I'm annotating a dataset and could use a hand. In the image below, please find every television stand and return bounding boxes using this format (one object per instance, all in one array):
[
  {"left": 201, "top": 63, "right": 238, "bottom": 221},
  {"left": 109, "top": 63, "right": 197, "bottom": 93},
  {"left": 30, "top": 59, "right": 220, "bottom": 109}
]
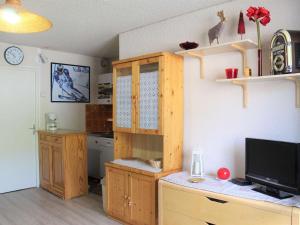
[
  {"left": 253, "top": 185, "right": 293, "bottom": 199},
  {"left": 160, "top": 179, "right": 300, "bottom": 225}
]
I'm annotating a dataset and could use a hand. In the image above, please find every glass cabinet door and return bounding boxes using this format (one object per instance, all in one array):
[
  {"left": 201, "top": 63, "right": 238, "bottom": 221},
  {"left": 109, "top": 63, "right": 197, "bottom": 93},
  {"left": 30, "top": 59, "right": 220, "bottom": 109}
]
[
  {"left": 113, "top": 63, "right": 134, "bottom": 132},
  {"left": 136, "top": 57, "right": 161, "bottom": 134}
]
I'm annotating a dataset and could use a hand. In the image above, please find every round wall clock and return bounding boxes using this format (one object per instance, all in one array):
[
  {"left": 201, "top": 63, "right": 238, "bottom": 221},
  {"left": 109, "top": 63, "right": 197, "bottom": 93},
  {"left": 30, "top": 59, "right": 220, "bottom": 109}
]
[{"left": 4, "top": 46, "right": 24, "bottom": 65}]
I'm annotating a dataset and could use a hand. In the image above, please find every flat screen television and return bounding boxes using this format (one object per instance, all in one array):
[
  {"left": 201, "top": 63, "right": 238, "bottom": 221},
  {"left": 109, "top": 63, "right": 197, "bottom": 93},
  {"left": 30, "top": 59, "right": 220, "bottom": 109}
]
[{"left": 245, "top": 138, "right": 300, "bottom": 199}]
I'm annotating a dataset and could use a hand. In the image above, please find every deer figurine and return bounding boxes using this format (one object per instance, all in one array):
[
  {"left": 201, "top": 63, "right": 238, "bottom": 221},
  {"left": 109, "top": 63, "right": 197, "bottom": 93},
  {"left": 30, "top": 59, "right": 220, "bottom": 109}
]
[{"left": 208, "top": 11, "right": 226, "bottom": 45}]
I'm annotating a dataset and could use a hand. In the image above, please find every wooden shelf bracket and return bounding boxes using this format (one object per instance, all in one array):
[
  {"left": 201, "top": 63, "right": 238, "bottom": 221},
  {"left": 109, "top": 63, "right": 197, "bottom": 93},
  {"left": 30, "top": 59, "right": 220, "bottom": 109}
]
[
  {"left": 231, "top": 44, "right": 248, "bottom": 73},
  {"left": 186, "top": 52, "right": 205, "bottom": 79},
  {"left": 286, "top": 77, "right": 300, "bottom": 108},
  {"left": 232, "top": 80, "right": 248, "bottom": 108}
]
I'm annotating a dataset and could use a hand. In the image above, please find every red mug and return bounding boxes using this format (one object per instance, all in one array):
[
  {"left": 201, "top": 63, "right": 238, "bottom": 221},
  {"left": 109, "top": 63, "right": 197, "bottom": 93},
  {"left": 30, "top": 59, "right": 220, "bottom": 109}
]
[
  {"left": 233, "top": 68, "right": 238, "bottom": 78},
  {"left": 225, "top": 68, "right": 233, "bottom": 79},
  {"left": 225, "top": 68, "right": 238, "bottom": 79}
]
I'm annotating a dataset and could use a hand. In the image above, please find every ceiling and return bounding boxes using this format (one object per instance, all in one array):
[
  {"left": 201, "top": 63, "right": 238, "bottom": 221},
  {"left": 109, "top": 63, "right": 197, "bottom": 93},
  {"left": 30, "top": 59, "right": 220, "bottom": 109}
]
[{"left": 0, "top": 0, "right": 234, "bottom": 58}]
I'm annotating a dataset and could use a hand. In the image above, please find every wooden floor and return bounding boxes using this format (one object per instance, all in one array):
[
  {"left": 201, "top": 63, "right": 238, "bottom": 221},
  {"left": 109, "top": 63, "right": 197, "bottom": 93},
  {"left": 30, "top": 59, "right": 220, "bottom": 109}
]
[{"left": 0, "top": 188, "right": 121, "bottom": 225}]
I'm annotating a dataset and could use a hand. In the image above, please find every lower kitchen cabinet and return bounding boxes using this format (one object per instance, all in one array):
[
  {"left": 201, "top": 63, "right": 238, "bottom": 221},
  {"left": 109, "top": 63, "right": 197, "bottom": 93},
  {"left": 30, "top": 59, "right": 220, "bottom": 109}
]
[
  {"left": 38, "top": 130, "right": 88, "bottom": 200},
  {"left": 51, "top": 145, "right": 65, "bottom": 195},
  {"left": 106, "top": 163, "right": 161, "bottom": 225},
  {"left": 106, "top": 167, "right": 128, "bottom": 221},
  {"left": 40, "top": 143, "right": 52, "bottom": 190},
  {"left": 129, "top": 173, "right": 155, "bottom": 225}
]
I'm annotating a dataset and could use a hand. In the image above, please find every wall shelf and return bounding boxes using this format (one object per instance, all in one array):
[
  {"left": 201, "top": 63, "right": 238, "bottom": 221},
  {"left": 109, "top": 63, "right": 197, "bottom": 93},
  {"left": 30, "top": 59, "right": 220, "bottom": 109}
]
[
  {"left": 176, "top": 39, "right": 257, "bottom": 79},
  {"left": 216, "top": 73, "right": 300, "bottom": 108}
]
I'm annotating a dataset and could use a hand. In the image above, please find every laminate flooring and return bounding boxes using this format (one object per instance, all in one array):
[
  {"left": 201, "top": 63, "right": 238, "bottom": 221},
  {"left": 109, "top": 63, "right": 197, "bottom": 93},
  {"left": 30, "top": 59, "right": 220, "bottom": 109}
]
[{"left": 0, "top": 188, "right": 121, "bottom": 225}]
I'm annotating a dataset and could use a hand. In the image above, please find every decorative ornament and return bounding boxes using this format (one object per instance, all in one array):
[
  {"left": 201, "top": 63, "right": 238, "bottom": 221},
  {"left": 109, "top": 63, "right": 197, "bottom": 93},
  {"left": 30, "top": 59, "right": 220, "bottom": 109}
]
[
  {"left": 238, "top": 11, "right": 246, "bottom": 40},
  {"left": 179, "top": 41, "right": 199, "bottom": 50},
  {"left": 208, "top": 10, "right": 226, "bottom": 45},
  {"left": 191, "top": 149, "right": 204, "bottom": 177},
  {"left": 217, "top": 167, "right": 231, "bottom": 180},
  {"left": 246, "top": 6, "right": 271, "bottom": 76}
]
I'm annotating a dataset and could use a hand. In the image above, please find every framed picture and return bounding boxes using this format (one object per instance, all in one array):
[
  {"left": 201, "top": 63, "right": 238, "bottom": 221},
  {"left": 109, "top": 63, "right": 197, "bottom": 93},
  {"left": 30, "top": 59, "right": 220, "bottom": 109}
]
[{"left": 51, "top": 62, "right": 90, "bottom": 103}]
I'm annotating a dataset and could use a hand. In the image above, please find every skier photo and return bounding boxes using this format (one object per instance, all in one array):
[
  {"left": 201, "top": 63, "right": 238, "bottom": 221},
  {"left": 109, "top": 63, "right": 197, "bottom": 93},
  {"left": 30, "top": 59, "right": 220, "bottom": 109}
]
[{"left": 51, "top": 63, "right": 90, "bottom": 102}]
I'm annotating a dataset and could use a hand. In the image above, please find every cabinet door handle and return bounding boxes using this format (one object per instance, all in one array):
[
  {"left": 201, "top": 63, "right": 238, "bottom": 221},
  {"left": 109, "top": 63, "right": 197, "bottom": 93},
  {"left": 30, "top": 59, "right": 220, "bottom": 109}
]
[
  {"left": 206, "top": 222, "right": 215, "bottom": 225},
  {"left": 206, "top": 197, "right": 227, "bottom": 204}
]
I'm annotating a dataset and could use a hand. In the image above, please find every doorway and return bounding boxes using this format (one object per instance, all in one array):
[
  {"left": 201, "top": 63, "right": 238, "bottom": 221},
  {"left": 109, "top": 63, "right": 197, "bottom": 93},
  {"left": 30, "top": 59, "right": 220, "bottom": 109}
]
[{"left": 0, "top": 67, "right": 37, "bottom": 193}]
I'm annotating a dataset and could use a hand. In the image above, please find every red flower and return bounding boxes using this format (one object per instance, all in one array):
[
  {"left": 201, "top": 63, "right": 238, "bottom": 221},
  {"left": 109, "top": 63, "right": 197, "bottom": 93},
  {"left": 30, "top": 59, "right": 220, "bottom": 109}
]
[
  {"left": 246, "top": 6, "right": 271, "bottom": 25},
  {"left": 260, "top": 15, "right": 271, "bottom": 26},
  {"left": 246, "top": 6, "right": 257, "bottom": 20},
  {"left": 258, "top": 7, "right": 270, "bottom": 18},
  {"left": 246, "top": 6, "right": 271, "bottom": 49}
]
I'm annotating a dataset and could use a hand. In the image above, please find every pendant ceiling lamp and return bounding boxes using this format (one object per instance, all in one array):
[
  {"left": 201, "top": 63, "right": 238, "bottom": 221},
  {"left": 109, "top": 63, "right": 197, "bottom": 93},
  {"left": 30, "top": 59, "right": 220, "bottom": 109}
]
[{"left": 0, "top": 0, "right": 52, "bottom": 33}]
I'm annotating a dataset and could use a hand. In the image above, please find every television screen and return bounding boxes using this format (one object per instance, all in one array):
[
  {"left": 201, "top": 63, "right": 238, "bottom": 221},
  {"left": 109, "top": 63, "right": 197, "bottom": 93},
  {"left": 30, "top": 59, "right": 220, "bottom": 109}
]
[{"left": 246, "top": 138, "right": 299, "bottom": 193}]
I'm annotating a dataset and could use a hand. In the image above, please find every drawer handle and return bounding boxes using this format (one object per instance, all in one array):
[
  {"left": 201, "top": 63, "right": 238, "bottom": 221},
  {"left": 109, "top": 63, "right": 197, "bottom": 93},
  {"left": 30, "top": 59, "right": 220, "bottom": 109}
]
[
  {"left": 206, "top": 222, "right": 215, "bottom": 225},
  {"left": 206, "top": 197, "right": 227, "bottom": 204}
]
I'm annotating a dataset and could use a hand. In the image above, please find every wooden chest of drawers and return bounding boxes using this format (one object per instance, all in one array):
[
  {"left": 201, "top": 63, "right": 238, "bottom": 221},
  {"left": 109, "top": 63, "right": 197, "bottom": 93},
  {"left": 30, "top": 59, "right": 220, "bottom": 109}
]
[
  {"left": 38, "top": 130, "right": 88, "bottom": 200},
  {"left": 159, "top": 180, "right": 300, "bottom": 225}
]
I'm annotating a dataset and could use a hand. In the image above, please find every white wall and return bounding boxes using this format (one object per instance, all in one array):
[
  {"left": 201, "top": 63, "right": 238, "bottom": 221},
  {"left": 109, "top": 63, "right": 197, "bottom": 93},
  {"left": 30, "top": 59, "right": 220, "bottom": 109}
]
[
  {"left": 119, "top": 0, "right": 300, "bottom": 177},
  {"left": 0, "top": 42, "right": 103, "bottom": 131}
]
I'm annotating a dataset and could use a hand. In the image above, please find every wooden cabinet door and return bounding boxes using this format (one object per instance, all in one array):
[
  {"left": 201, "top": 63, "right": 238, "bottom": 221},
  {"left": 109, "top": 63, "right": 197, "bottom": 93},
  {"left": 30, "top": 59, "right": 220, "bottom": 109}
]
[
  {"left": 128, "top": 173, "right": 156, "bottom": 225},
  {"left": 106, "top": 167, "right": 129, "bottom": 222},
  {"left": 136, "top": 57, "right": 162, "bottom": 135},
  {"left": 113, "top": 62, "right": 136, "bottom": 133},
  {"left": 51, "top": 146, "right": 64, "bottom": 193},
  {"left": 39, "top": 143, "right": 51, "bottom": 190}
]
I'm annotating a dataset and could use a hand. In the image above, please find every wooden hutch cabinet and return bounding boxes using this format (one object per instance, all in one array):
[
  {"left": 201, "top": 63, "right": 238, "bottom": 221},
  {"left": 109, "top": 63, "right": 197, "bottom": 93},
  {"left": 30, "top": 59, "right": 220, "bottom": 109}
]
[
  {"left": 106, "top": 52, "right": 183, "bottom": 225},
  {"left": 38, "top": 130, "right": 88, "bottom": 200}
]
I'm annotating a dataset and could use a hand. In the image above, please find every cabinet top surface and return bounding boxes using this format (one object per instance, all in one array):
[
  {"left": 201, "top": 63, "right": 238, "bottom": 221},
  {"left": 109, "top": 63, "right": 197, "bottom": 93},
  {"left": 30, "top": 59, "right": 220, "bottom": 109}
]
[
  {"left": 161, "top": 172, "right": 300, "bottom": 209},
  {"left": 38, "top": 129, "right": 87, "bottom": 136},
  {"left": 112, "top": 51, "right": 180, "bottom": 65},
  {"left": 106, "top": 161, "right": 158, "bottom": 177},
  {"left": 106, "top": 161, "right": 177, "bottom": 178}
]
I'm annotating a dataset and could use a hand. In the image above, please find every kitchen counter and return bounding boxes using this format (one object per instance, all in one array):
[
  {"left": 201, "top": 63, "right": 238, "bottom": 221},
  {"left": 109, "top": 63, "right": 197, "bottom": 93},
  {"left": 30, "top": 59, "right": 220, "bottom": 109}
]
[{"left": 38, "top": 129, "right": 87, "bottom": 136}]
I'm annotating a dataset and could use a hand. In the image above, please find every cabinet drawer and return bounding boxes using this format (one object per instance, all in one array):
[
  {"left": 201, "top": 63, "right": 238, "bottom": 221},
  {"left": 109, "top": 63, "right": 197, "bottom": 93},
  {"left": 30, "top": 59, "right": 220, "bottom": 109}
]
[
  {"left": 162, "top": 186, "right": 292, "bottom": 225},
  {"left": 163, "top": 209, "right": 208, "bottom": 225},
  {"left": 88, "top": 136, "right": 113, "bottom": 149},
  {"left": 40, "top": 134, "right": 63, "bottom": 145}
]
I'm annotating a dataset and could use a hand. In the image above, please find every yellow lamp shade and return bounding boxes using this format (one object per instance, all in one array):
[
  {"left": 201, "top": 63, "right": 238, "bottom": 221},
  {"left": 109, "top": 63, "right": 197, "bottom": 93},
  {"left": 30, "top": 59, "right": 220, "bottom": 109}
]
[{"left": 0, "top": 0, "right": 52, "bottom": 33}]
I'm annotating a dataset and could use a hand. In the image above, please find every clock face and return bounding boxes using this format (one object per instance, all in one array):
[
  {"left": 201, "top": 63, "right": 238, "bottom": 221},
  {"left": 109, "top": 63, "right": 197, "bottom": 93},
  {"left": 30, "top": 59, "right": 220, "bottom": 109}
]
[{"left": 4, "top": 46, "right": 24, "bottom": 65}]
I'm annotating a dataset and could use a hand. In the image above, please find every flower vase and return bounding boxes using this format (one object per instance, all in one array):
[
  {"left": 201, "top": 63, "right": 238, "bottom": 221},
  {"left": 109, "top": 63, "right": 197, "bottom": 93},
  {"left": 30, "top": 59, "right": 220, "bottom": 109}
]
[{"left": 258, "top": 48, "right": 262, "bottom": 76}]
